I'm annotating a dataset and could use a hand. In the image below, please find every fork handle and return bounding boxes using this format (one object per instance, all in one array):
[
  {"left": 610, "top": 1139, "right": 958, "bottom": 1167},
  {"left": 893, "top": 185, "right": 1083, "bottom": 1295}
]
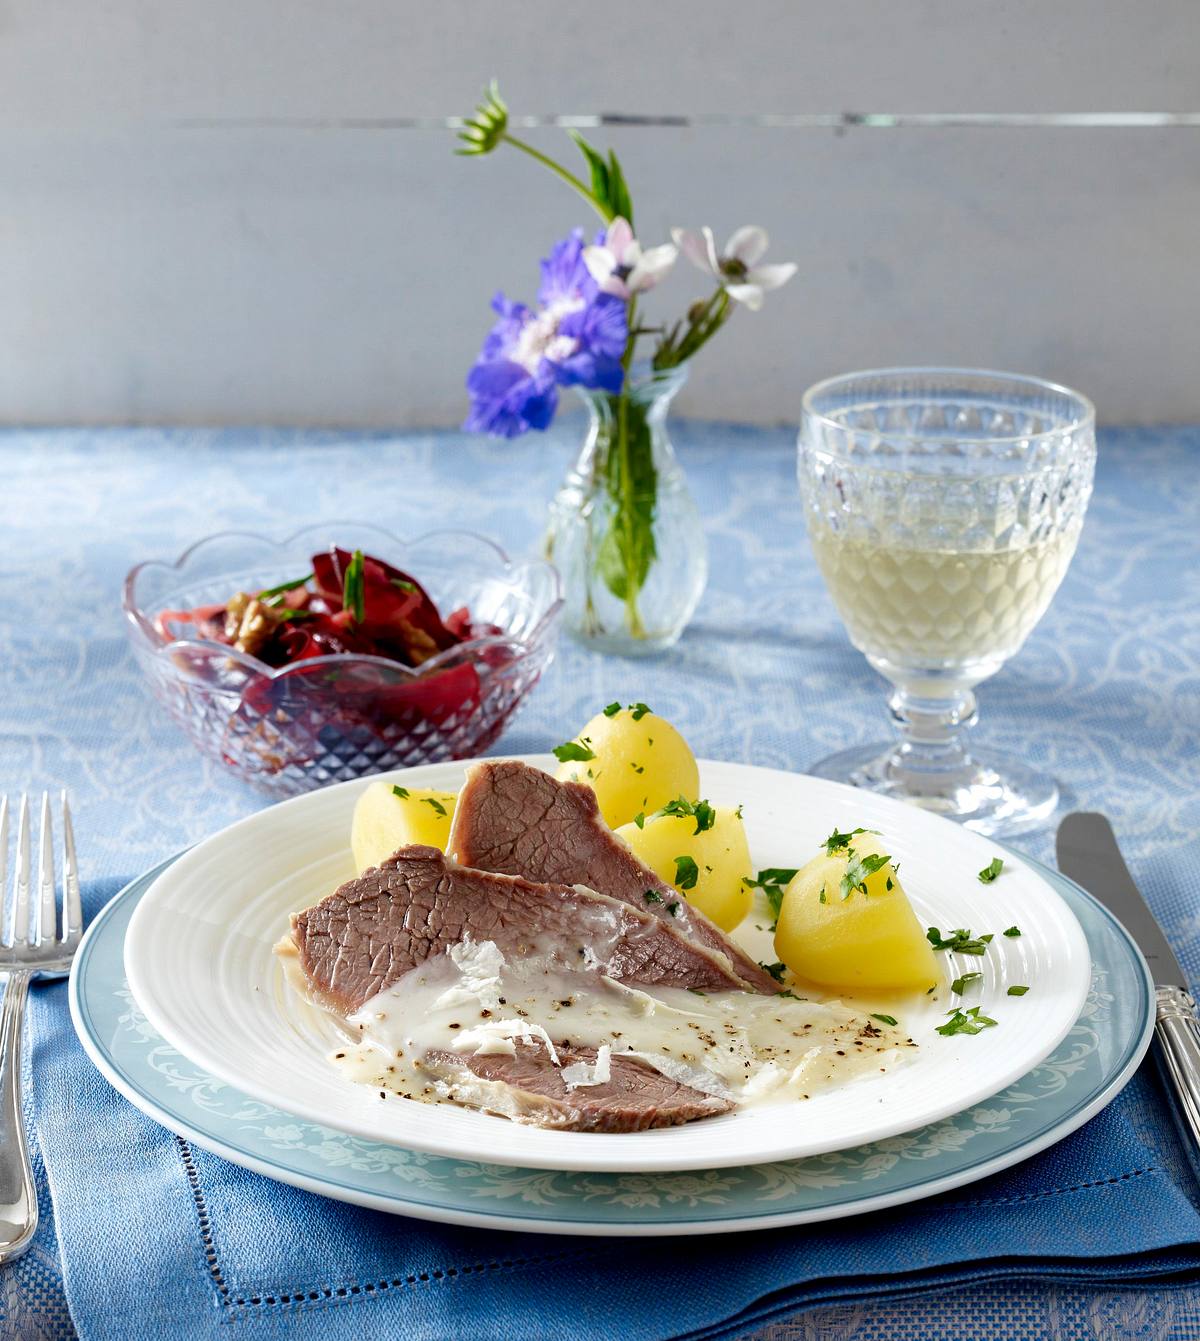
[{"left": 0, "top": 972, "right": 36, "bottom": 1262}]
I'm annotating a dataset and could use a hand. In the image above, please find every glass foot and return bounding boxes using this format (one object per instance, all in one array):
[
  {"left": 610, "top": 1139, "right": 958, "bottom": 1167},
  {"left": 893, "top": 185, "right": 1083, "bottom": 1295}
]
[{"left": 807, "top": 741, "right": 1060, "bottom": 837}]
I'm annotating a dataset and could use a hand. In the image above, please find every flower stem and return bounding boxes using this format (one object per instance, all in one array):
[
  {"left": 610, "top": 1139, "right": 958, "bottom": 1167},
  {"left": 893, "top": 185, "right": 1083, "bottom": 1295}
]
[
  {"left": 616, "top": 388, "right": 644, "bottom": 638},
  {"left": 654, "top": 287, "right": 731, "bottom": 369},
  {"left": 500, "top": 134, "right": 611, "bottom": 221}
]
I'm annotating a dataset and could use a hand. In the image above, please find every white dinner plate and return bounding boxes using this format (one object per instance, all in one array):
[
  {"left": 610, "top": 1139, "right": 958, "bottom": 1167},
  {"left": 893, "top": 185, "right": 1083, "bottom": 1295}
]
[{"left": 123, "top": 756, "right": 1091, "bottom": 1174}]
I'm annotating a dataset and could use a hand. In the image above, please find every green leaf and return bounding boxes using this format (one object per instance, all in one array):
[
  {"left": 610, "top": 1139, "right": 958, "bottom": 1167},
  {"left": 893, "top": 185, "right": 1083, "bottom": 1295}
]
[
  {"left": 673, "top": 855, "right": 699, "bottom": 890},
  {"left": 642, "top": 889, "right": 663, "bottom": 904},
  {"left": 1007, "top": 984, "right": 1030, "bottom": 996},
  {"left": 742, "top": 868, "right": 799, "bottom": 929},
  {"left": 926, "top": 926, "right": 994, "bottom": 955},
  {"left": 935, "top": 1006, "right": 998, "bottom": 1037},
  {"left": 759, "top": 960, "right": 787, "bottom": 984},
  {"left": 978, "top": 856, "right": 1004, "bottom": 884},
  {"left": 391, "top": 786, "right": 410, "bottom": 799},
  {"left": 258, "top": 573, "right": 313, "bottom": 601},
  {"left": 552, "top": 740, "right": 596, "bottom": 763},
  {"left": 823, "top": 826, "right": 876, "bottom": 855},
  {"left": 633, "top": 812, "right": 646, "bottom": 829},
  {"left": 629, "top": 702, "right": 652, "bottom": 721},
  {"left": 603, "top": 701, "right": 623, "bottom": 717},
  {"left": 1003, "top": 926, "right": 1022, "bottom": 938},
  {"left": 606, "top": 149, "right": 634, "bottom": 226},
  {"left": 423, "top": 797, "right": 448, "bottom": 818},
  {"left": 870, "top": 1013, "right": 899, "bottom": 1027},
  {"left": 567, "top": 131, "right": 615, "bottom": 221},
  {"left": 950, "top": 971, "right": 983, "bottom": 994},
  {"left": 342, "top": 548, "right": 365, "bottom": 623},
  {"left": 657, "top": 796, "right": 717, "bottom": 835},
  {"left": 839, "top": 850, "right": 892, "bottom": 900},
  {"left": 596, "top": 399, "right": 658, "bottom": 604}
]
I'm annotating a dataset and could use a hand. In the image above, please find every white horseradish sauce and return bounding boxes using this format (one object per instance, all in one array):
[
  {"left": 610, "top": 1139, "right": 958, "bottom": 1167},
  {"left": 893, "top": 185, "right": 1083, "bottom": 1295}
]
[{"left": 326, "top": 938, "right": 913, "bottom": 1112}]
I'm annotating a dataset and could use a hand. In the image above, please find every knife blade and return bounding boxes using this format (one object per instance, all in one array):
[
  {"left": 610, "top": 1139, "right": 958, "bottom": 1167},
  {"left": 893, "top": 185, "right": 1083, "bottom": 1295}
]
[{"left": 1057, "top": 810, "right": 1200, "bottom": 1158}]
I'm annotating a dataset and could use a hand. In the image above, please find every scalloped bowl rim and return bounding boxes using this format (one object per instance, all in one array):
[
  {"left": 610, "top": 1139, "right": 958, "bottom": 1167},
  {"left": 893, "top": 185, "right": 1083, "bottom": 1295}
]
[{"left": 122, "top": 523, "right": 564, "bottom": 684}]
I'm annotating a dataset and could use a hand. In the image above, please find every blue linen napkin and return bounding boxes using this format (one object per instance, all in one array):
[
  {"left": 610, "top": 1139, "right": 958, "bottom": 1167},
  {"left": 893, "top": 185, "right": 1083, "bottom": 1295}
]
[{"left": 29, "top": 880, "right": 1200, "bottom": 1341}]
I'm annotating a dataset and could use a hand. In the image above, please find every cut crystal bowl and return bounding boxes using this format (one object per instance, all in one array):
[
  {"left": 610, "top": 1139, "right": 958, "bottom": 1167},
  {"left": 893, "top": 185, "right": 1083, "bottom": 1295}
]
[{"left": 123, "top": 524, "right": 562, "bottom": 798}]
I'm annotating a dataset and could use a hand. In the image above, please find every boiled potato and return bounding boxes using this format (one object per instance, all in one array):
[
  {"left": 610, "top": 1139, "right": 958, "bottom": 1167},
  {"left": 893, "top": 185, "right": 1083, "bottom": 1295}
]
[
  {"left": 616, "top": 803, "right": 752, "bottom": 932},
  {"left": 774, "top": 832, "right": 938, "bottom": 992},
  {"left": 350, "top": 779, "right": 457, "bottom": 873},
  {"left": 554, "top": 704, "right": 699, "bottom": 830}
]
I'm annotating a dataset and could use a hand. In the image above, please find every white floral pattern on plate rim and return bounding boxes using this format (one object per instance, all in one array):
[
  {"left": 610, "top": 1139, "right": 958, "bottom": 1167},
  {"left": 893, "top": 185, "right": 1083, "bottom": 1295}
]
[{"left": 69, "top": 850, "right": 1154, "bottom": 1237}]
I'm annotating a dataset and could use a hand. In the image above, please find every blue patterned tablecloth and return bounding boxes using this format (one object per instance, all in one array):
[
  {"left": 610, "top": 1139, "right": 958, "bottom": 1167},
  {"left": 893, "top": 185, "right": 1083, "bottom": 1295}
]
[{"left": 3, "top": 422, "right": 1199, "bottom": 1339}]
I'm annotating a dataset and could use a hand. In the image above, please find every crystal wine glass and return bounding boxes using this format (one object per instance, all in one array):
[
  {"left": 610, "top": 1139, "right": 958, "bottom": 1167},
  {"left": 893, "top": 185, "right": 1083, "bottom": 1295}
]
[{"left": 798, "top": 368, "right": 1096, "bottom": 835}]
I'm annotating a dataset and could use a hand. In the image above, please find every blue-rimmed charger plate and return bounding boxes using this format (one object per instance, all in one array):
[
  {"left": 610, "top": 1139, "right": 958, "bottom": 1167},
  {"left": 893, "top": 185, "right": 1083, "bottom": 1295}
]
[{"left": 68, "top": 849, "right": 1154, "bottom": 1236}]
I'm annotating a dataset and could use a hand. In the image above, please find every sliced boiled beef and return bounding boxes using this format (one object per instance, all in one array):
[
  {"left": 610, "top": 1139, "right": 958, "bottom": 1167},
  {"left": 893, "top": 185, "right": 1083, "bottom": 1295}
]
[
  {"left": 449, "top": 759, "right": 779, "bottom": 994},
  {"left": 289, "top": 844, "right": 754, "bottom": 1016},
  {"left": 415, "top": 1043, "right": 733, "bottom": 1132}
]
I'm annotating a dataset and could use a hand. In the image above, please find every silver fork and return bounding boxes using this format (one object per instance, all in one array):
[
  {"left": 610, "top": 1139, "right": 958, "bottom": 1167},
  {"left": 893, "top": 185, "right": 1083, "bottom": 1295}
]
[{"left": 0, "top": 793, "right": 82, "bottom": 1262}]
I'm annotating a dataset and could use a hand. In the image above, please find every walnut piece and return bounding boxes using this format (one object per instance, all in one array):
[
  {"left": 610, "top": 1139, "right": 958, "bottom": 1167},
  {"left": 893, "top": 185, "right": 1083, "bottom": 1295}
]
[{"left": 223, "top": 592, "right": 279, "bottom": 657}]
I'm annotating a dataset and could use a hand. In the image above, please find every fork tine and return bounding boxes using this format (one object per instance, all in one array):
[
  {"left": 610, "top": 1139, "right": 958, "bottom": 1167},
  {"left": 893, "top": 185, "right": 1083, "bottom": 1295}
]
[
  {"left": 0, "top": 796, "right": 8, "bottom": 946},
  {"left": 14, "top": 795, "right": 30, "bottom": 947},
  {"left": 36, "top": 792, "right": 55, "bottom": 945},
  {"left": 61, "top": 793, "right": 81, "bottom": 944}
]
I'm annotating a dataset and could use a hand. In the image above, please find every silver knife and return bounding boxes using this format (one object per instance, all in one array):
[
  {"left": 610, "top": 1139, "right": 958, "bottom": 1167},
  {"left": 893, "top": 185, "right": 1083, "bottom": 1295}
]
[{"left": 1057, "top": 811, "right": 1200, "bottom": 1153}]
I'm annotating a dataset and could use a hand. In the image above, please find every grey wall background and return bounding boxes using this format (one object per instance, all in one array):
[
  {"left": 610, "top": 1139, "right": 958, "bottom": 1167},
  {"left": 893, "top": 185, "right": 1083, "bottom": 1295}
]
[{"left": 1, "top": 1, "right": 1198, "bottom": 427}]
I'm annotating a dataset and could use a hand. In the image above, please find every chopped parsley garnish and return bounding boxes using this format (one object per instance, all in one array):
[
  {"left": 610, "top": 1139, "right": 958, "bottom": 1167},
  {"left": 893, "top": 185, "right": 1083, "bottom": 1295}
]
[
  {"left": 423, "top": 797, "right": 448, "bottom": 817},
  {"left": 602, "top": 701, "right": 622, "bottom": 717},
  {"left": 391, "top": 786, "right": 410, "bottom": 799},
  {"left": 870, "top": 1013, "right": 899, "bottom": 1027},
  {"left": 824, "top": 826, "right": 877, "bottom": 855},
  {"left": 978, "top": 856, "right": 1005, "bottom": 884},
  {"left": 1007, "top": 985, "right": 1029, "bottom": 996},
  {"left": 666, "top": 901, "right": 680, "bottom": 917},
  {"left": 270, "top": 606, "right": 313, "bottom": 621},
  {"left": 342, "top": 548, "right": 366, "bottom": 624},
  {"left": 633, "top": 812, "right": 646, "bottom": 829},
  {"left": 629, "top": 702, "right": 652, "bottom": 720},
  {"left": 658, "top": 796, "right": 717, "bottom": 834},
  {"left": 742, "top": 868, "right": 799, "bottom": 927},
  {"left": 735, "top": 803, "right": 744, "bottom": 819},
  {"left": 1003, "top": 925, "right": 1021, "bottom": 938},
  {"left": 950, "top": 971, "right": 982, "bottom": 994},
  {"left": 552, "top": 740, "right": 596, "bottom": 763},
  {"left": 673, "top": 855, "right": 699, "bottom": 890},
  {"left": 840, "top": 850, "right": 892, "bottom": 900},
  {"left": 630, "top": 763, "right": 644, "bottom": 774},
  {"left": 926, "top": 926, "right": 994, "bottom": 955},
  {"left": 760, "top": 961, "right": 787, "bottom": 984},
  {"left": 390, "top": 577, "right": 416, "bottom": 593},
  {"left": 258, "top": 573, "right": 313, "bottom": 601},
  {"left": 642, "top": 890, "right": 663, "bottom": 904},
  {"left": 936, "top": 1006, "right": 998, "bottom": 1037},
  {"left": 687, "top": 988, "right": 707, "bottom": 997},
  {"left": 779, "top": 989, "right": 803, "bottom": 1001}
]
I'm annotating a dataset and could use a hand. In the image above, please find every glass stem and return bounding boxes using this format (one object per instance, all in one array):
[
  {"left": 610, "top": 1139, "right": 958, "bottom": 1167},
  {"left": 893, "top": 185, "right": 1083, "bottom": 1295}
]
[{"left": 887, "top": 683, "right": 978, "bottom": 772}]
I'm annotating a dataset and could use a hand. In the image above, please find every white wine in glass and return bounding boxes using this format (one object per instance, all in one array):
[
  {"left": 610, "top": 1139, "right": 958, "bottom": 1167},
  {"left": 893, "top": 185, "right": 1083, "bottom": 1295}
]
[{"left": 798, "top": 368, "right": 1096, "bottom": 835}]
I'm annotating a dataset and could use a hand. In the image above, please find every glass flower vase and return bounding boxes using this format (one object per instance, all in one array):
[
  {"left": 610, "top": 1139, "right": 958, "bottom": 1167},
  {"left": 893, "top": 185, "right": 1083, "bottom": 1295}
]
[{"left": 545, "top": 365, "right": 707, "bottom": 655}]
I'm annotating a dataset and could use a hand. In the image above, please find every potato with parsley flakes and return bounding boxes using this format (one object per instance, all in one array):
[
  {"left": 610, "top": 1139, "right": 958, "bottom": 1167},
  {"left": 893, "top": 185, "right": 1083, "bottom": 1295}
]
[
  {"left": 350, "top": 779, "right": 457, "bottom": 873},
  {"left": 615, "top": 799, "right": 752, "bottom": 932},
  {"left": 774, "top": 829, "right": 939, "bottom": 992},
  {"left": 553, "top": 702, "right": 700, "bottom": 830}
]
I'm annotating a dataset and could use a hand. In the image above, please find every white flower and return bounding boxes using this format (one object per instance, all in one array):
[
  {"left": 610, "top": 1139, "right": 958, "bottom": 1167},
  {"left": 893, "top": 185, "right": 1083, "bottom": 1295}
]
[
  {"left": 671, "top": 225, "right": 797, "bottom": 310},
  {"left": 583, "top": 217, "right": 678, "bottom": 300}
]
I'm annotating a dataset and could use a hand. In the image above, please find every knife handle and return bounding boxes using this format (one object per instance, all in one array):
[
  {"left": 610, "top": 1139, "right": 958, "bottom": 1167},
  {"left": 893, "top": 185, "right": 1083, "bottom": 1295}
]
[{"left": 1156, "top": 985, "right": 1200, "bottom": 1152}]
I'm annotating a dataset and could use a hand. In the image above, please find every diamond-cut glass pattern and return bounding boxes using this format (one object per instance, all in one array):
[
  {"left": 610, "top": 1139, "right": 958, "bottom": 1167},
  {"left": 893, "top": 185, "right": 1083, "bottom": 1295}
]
[{"left": 124, "top": 526, "right": 562, "bottom": 798}]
